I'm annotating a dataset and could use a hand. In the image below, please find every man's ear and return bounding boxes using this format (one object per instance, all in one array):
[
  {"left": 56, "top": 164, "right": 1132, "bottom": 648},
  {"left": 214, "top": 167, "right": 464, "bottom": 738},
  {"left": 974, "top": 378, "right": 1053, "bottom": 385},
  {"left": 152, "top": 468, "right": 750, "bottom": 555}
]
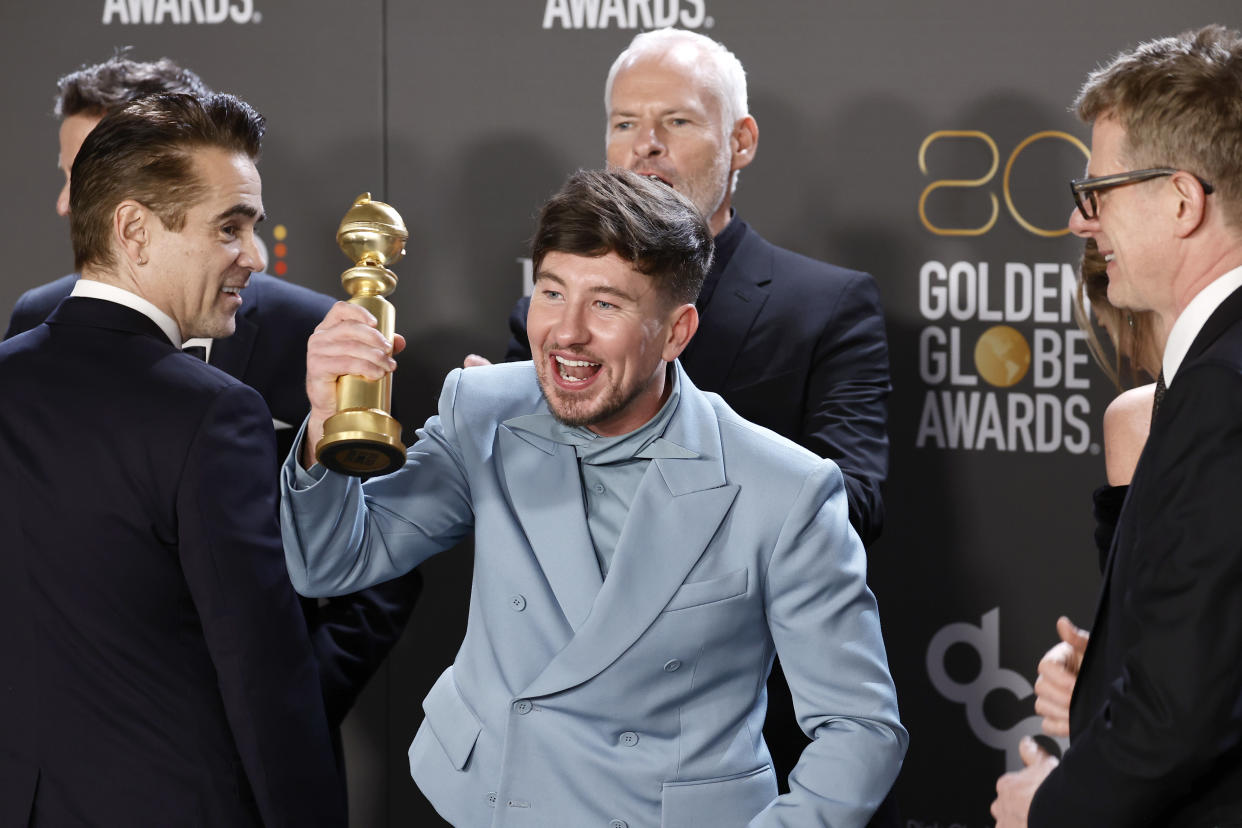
[
  {"left": 730, "top": 115, "right": 759, "bottom": 173},
  {"left": 115, "top": 200, "right": 151, "bottom": 266},
  {"left": 1170, "top": 171, "right": 1209, "bottom": 238},
  {"left": 662, "top": 303, "right": 700, "bottom": 361}
]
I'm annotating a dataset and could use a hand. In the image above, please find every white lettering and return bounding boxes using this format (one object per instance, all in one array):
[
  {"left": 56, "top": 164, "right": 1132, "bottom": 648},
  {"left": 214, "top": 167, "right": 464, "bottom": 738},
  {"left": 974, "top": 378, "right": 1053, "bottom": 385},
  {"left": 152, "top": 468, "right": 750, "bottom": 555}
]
[
  {"left": 978, "top": 262, "right": 1002, "bottom": 321},
  {"left": 653, "top": 0, "right": 678, "bottom": 26},
  {"left": 627, "top": 0, "right": 653, "bottom": 28},
  {"left": 919, "top": 260, "right": 947, "bottom": 320},
  {"left": 919, "top": 326, "right": 947, "bottom": 385},
  {"left": 1032, "top": 329, "right": 1061, "bottom": 388},
  {"left": 102, "top": 0, "right": 129, "bottom": 23},
  {"left": 1007, "top": 394, "right": 1034, "bottom": 452},
  {"left": 948, "top": 261, "right": 976, "bottom": 321},
  {"left": 1063, "top": 394, "right": 1091, "bottom": 454},
  {"left": 942, "top": 391, "right": 980, "bottom": 450},
  {"left": 679, "top": 0, "right": 706, "bottom": 27},
  {"left": 204, "top": 0, "right": 229, "bottom": 22},
  {"left": 229, "top": 0, "right": 252, "bottom": 23},
  {"left": 915, "top": 390, "right": 945, "bottom": 449},
  {"left": 154, "top": 0, "right": 180, "bottom": 24},
  {"left": 975, "top": 393, "right": 1004, "bottom": 450},
  {"left": 949, "top": 327, "right": 977, "bottom": 385},
  {"left": 543, "top": 0, "right": 570, "bottom": 27},
  {"left": 1035, "top": 393, "right": 1061, "bottom": 452},
  {"left": 1033, "top": 263, "right": 1061, "bottom": 323},
  {"left": 1005, "top": 262, "right": 1031, "bottom": 322},
  {"left": 183, "top": 0, "right": 205, "bottom": 22},
  {"left": 599, "top": 0, "right": 626, "bottom": 27}
]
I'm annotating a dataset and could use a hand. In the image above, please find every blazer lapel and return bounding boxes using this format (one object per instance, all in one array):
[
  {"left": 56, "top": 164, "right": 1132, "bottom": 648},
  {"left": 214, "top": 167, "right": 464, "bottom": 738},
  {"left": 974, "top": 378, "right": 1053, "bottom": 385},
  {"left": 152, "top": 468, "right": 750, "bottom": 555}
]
[
  {"left": 521, "top": 371, "right": 739, "bottom": 698},
  {"left": 680, "top": 227, "right": 772, "bottom": 391},
  {"left": 497, "top": 422, "right": 603, "bottom": 633}
]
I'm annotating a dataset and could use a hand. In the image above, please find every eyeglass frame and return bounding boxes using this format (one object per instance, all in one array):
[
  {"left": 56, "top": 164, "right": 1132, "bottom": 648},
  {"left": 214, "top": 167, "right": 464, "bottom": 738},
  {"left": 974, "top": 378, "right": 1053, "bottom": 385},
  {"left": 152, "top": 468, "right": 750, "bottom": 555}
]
[{"left": 1069, "top": 167, "right": 1215, "bottom": 221}]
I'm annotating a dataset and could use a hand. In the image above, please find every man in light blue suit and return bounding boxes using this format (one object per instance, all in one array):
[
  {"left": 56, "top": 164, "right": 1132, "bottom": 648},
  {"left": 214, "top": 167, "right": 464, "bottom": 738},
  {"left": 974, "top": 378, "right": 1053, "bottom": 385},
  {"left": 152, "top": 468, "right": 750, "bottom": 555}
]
[{"left": 281, "top": 169, "right": 905, "bottom": 827}]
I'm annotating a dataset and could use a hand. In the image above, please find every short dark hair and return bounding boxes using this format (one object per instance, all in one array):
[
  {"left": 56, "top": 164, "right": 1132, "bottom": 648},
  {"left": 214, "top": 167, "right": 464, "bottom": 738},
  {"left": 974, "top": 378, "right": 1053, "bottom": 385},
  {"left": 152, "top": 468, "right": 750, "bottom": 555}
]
[
  {"left": 1075, "top": 24, "right": 1242, "bottom": 229},
  {"left": 56, "top": 55, "right": 210, "bottom": 119},
  {"left": 532, "top": 168, "right": 713, "bottom": 306},
  {"left": 71, "top": 93, "right": 265, "bottom": 272}
]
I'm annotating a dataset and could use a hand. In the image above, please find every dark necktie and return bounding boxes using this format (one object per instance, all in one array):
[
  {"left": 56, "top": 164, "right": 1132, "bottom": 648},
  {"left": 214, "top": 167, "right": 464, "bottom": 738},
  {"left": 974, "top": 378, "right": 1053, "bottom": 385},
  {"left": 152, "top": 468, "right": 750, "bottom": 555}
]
[
  {"left": 182, "top": 344, "right": 208, "bottom": 362},
  {"left": 1151, "top": 370, "right": 1166, "bottom": 423}
]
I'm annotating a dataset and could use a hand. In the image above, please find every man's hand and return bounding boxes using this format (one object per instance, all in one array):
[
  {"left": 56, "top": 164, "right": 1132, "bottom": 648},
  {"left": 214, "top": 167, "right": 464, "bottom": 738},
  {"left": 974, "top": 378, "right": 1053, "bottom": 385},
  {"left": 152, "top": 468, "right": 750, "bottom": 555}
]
[
  {"left": 301, "top": 302, "right": 405, "bottom": 470},
  {"left": 1033, "top": 616, "right": 1090, "bottom": 738},
  {"left": 463, "top": 354, "right": 493, "bottom": 368},
  {"left": 991, "top": 736, "right": 1059, "bottom": 827}
]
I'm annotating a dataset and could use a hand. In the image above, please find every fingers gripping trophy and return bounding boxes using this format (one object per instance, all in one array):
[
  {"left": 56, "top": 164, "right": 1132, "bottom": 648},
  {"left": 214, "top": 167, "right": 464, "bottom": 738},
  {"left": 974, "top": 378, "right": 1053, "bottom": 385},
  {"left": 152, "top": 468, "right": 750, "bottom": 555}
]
[{"left": 315, "top": 193, "right": 408, "bottom": 476}]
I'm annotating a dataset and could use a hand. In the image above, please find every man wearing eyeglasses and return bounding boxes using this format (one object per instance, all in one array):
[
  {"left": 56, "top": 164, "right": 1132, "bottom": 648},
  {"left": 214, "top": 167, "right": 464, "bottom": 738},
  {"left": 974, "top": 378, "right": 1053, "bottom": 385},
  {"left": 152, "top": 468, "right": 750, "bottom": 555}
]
[{"left": 992, "top": 24, "right": 1242, "bottom": 828}]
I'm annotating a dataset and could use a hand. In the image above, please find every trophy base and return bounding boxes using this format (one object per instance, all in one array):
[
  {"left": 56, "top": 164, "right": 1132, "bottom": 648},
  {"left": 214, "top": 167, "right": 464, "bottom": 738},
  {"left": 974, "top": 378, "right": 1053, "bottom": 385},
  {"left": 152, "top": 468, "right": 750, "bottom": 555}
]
[{"left": 316, "top": 409, "right": 407, "bottom": 477}]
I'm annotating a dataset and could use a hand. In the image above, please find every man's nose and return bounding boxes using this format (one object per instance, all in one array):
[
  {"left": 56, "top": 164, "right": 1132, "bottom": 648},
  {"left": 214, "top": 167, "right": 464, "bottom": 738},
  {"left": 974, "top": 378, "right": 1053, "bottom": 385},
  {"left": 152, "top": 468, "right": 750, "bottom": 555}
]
[
  {"left": 1068, "top": 206, "right": 1096, "bottom": 238},
  {"left": 551, "top": 304, "right": 589, "bottom": 346},
  {"left": 56, "top": 180, "right": 71, "bottom": 218},
  {"left": 633, "top": 125, "right": 666, "bottom": 158}
]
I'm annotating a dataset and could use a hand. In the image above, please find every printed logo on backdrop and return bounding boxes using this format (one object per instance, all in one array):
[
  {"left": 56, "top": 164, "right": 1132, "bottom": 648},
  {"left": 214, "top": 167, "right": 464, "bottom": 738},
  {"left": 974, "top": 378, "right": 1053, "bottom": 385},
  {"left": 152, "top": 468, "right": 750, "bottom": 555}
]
[
  {"left": 915, "top": 129, "right": 1096, "bottom": 455},
  {"left": 927, "top": 608, "right": 1068, "bottom": 771},
  {"left": 543, "top": 0, "right": 711, "bottom": 29},
  {"left": 103, "top": 0, "right": 260, "bottom": 24}
]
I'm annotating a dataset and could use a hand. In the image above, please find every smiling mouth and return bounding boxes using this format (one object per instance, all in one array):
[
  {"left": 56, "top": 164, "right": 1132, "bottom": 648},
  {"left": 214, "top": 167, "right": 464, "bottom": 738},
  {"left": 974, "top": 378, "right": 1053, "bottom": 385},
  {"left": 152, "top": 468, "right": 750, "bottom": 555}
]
[
  {"left": 637, "top": 171, "right": 672, "bottom": 187},
  {"left": 554, "top": 354, "right": 601, "bottom": 384}
]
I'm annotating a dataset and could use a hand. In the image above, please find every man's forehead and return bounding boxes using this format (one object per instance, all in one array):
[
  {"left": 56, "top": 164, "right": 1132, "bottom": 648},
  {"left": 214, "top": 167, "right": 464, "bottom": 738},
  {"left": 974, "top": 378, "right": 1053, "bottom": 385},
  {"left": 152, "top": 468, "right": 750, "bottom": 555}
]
[
  {"left": 611, "top": 48, "right": 720, "bottom": 108},
  {"left": 538, "top": 251, "right": 650, "bottom": 291},
  {"left": 188, "top": 147, "right": 263, "bottom": 214}
]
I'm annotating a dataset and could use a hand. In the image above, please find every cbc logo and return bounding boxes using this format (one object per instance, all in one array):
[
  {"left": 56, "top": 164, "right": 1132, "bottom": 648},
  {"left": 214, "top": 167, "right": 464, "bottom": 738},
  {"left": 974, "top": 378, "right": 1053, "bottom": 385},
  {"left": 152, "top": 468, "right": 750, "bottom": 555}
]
[
  {"left": 919, "top": 130, "right": 1090, "bottom": 238},
  {"left": 926, "top": 608, "right": 1068, "bottom": 770}
]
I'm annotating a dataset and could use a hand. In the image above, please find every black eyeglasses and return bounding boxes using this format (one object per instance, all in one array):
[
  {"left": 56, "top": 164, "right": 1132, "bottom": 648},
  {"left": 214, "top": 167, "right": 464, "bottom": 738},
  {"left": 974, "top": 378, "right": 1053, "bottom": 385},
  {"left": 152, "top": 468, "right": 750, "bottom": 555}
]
[{"left": 1070, "top": 167, "right": 1215, "bottom": 220}]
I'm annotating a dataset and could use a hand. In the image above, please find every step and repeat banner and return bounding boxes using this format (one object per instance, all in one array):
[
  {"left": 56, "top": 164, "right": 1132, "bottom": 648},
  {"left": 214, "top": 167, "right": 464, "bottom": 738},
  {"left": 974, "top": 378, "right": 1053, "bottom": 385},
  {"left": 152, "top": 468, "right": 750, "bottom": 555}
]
[{"left": 2, "top": 2, "right": 1234, "bottom": 825}]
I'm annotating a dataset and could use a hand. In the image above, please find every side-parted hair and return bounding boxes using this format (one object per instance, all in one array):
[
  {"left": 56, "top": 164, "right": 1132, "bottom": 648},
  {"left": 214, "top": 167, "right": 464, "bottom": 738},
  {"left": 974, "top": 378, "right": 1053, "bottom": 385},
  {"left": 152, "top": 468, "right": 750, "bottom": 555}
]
[
  {"left": 56, "top": 54, "right": 210, "bottom": 119},
  {"left": 70, "top": 93, "right": 264, "bottom": 272},
  {"left": 1075, "top": 24, "right": 1242, "bottom": 229},
  {"left": 605, "top": 28, "right": 748, "bottom": 134},
  {"left": 532, "top": 168, "right": 714, "bottom": 307}
]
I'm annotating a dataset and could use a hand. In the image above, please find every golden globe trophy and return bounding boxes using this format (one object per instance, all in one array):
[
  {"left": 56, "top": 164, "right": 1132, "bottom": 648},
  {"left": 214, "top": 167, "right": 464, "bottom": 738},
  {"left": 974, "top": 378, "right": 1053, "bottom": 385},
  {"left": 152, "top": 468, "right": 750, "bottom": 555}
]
[{"left": 315, "top": 193, "right": 408, "bottom": 476}]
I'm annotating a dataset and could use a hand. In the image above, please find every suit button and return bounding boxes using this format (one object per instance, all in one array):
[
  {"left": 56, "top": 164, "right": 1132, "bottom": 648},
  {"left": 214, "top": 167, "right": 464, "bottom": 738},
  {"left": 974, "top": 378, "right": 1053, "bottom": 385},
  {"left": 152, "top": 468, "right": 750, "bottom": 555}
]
[
  {"left": 619, "top": 731, "right": 639, "bottom": 747},
  {"left": 663, "top": 659, "right": 681, "bottom": 672},
  {"left": 609, "top": 820, "right": 629, "bottom": 828},
  {"left": 486, "top": 792, "right": 497, "bottom": 807},
  {"left": 593, "top": 483, "right": 605, "bottom": 493},
  {"left": 513, "top": 699, "right": 533, "bottom": 715},
  {"left": 510, "top": 594, "right": 526, "bottom": 611}
]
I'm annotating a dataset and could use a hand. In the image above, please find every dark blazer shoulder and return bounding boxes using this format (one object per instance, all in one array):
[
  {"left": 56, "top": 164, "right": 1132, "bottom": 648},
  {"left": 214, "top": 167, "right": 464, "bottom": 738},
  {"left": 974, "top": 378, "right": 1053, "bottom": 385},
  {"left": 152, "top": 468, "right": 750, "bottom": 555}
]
[{"left": 4, "top": 273, "right": 79, "bottom": 339}]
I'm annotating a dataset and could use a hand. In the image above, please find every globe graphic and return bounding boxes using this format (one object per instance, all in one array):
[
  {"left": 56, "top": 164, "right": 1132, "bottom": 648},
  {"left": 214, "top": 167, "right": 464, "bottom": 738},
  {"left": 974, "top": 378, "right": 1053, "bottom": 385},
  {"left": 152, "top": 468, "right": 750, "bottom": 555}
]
[{"left": 974, "top": 325, "right": 1031, "bottom": 387}]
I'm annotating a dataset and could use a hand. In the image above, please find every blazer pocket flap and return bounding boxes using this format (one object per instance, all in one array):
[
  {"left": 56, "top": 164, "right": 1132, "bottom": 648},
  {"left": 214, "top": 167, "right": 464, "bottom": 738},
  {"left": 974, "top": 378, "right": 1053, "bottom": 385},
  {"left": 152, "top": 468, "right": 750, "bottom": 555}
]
[
  {"left": 661, "top": 765, "right": 777, "bottom": 827},
  {"left": 422, "top": 669, "right": 482, "bottom": 771},
  {"left": 664, "top": 568, "right": 748, "bottom": 612}
]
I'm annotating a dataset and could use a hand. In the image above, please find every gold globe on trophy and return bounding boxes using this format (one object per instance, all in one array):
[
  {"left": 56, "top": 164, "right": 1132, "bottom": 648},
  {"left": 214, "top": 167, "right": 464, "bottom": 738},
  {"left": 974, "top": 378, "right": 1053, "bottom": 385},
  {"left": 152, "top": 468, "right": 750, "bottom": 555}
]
[{"left": 315, "top": 193, "right": 408, "bottom": 476}]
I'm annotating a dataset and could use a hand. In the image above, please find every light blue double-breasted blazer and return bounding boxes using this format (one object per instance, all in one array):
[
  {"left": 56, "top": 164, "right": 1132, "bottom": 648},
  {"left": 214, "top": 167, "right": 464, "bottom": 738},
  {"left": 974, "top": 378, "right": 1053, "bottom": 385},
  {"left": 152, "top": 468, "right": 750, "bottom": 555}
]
[{"left": 280, "top": 361, "right": 906, "bottom": 828}]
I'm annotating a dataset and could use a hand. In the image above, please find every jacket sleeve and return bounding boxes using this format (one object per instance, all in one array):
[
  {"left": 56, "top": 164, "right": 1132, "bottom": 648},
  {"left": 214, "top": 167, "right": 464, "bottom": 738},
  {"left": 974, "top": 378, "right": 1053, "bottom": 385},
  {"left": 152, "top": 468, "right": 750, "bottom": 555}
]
[
  {"left": 1030, "top": 361, "right": 1242, "bottom": 825},
  {"left": 801, "top": 270, "right": 890, "bottom": 547},
  {"left": 281, "top": 369, "right": 475, "bottom": 598},
  {"left": 752, "top": 461, "right": 906, "bottom": 827},
  {"left": 179, "top": 382, "right": 345, "bottom": 827}
]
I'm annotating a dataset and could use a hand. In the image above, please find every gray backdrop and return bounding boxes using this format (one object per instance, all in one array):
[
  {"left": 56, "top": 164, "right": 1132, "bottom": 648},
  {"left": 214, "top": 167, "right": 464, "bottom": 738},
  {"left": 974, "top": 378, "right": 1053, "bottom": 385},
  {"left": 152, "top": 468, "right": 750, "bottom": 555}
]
[{"left": 2, "top": 2, "right": 1236, "bottom": 825}]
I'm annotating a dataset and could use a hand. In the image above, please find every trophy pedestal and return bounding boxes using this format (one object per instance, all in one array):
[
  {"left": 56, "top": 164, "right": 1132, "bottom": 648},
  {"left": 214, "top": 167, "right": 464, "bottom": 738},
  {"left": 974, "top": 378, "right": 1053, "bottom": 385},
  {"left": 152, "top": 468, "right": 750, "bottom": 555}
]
[{"left": 316, "top": 409, "right": 406, "bottom": 476}]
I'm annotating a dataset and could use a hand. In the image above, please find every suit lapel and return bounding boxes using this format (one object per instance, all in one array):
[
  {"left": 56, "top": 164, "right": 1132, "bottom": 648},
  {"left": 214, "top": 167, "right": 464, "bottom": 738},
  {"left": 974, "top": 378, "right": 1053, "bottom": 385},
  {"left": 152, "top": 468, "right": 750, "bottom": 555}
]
[
  {"left": 497, "top": 423, "right": 603, "bottom": 633},
  {"left": 521, "top": 373, "right": 739, "bottom": 698},
  {"left": 209, "top": 281, "right": 261, "bottom": 380},
  {"left": 680, "top": 227, "right": 772, "bottom": 391}
]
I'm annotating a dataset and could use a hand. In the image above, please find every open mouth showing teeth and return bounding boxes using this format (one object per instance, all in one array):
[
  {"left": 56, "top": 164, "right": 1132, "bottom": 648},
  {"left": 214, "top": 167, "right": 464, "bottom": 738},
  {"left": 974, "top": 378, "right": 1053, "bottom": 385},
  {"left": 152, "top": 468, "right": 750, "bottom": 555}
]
[
  {"left": 221, "top": 286, "right": 243, "bottom": 294},
  {"left": 555, "top": 354, "right": 601, "bottom": 384}
]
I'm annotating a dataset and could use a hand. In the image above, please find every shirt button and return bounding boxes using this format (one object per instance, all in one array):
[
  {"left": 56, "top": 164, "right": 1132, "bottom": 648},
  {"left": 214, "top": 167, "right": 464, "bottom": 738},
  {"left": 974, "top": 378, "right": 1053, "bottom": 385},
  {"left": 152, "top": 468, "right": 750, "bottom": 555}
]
[
  {"left": 593, "top": 483, "right": 605, "bottom": 493},
  {"left": 609, "top": 820, "right": 629, "bottom": 828},
  {"left": 510, "top": 594, "right": 526, "bottom": 611},
  {"left": 486, "top": 792, "right": 497, "bottom": 807},
  {"left": 513, "top": 699, "right": 533, "bottom": 715},
  {"left": 619, "top": 731, "right": 639, "bottom": 747},
  {"left": 663, "top": 659, "right": 682, "bottom": 672}
]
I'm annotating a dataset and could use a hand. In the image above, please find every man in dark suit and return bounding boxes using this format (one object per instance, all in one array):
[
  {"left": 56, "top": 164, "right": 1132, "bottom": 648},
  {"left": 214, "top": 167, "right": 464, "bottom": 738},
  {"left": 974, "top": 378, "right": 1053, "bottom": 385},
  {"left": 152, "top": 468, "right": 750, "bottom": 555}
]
[
  {"left": 478, "top": 29, "right": 893, "bottom": 815},
  {"left": 993, "top": 24, "right": 1242, "bottom": 827},
  {"left": 3, "top": 54, "right": 421, "bottom": 739},
  {"left": 0, "top": 92, "right": 344, "bottom": 826}
]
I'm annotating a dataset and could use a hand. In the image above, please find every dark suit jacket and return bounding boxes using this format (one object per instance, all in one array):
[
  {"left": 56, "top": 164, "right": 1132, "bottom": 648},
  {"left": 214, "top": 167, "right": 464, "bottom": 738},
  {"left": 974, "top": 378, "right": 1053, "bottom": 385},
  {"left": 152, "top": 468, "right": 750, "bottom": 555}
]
[
  {"left": 0, "top": 298, "right": 345, "bottom": 827},
  {"left": 4, "top": 273, "right": 422, "bottom": 726},
  {"left": 1030, "top": 285, "right": 1242, "bottom": 828},
  {"left": 505, "top": 223, "right": 890, "bottom": 546}
]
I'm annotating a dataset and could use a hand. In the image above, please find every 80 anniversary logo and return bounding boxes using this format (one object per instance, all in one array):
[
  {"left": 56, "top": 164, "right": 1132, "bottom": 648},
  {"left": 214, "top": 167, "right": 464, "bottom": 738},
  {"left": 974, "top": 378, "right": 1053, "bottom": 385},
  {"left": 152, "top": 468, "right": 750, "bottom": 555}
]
[{"left": 915, "top": 129, "right": 1098, "bottom": 455}]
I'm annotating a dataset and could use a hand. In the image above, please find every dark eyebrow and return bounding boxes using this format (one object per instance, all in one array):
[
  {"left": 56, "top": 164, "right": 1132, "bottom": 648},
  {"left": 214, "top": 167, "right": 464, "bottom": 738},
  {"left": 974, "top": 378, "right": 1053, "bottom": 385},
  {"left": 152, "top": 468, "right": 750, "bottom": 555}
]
[
  {"left": 533, "top": 270, "right": 637, "bottom": 302},
  {"left": 212, "top": 203, "right": 265, "bottom": 223}
]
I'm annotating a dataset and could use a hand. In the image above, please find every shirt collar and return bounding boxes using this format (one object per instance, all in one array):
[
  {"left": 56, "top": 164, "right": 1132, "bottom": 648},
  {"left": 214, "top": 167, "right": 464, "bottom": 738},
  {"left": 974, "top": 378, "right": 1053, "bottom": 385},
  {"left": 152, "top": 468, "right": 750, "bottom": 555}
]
[
  {"left": 504, "top": 364, "right": 698, "bottom": 463},
  {"left": 1162, "top": 265, "right": 1242, "bottom": 382},
  {"left": 72, "top": 278, "right": 183, "bottom": 347}
]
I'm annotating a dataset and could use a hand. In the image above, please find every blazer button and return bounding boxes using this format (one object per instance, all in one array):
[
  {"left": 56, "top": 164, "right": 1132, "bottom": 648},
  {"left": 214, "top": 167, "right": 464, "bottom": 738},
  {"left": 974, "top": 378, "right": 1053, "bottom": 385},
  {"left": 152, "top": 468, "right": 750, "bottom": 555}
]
[
  {"left": 609, "top": 820, "right": 629, "bottom": 828},
  {"left": 510, "top": 594, "right": 527, "bottom": 611},
  {"left": 486, "top": 792, "right": 497, "bottom": 807},
  {"left": 663, "top": 659, "right": 681, "bottom": 672},
  {"left": 513, "top": 699, "right": 533, "bottom": 715},
  {"left": 619, "top": 731, "right": 639, "bottom": 747}
]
